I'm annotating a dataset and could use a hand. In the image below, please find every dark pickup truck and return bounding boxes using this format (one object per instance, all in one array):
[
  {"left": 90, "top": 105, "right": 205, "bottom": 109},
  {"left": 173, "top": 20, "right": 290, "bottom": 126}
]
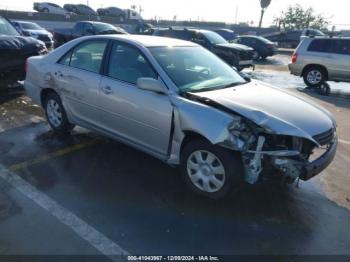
[
  {"left": 0, "top": 16, "right": 47, "bottom": 88},
  {"left": 53, "top": 21, "right": 127, "bottom": 47}
]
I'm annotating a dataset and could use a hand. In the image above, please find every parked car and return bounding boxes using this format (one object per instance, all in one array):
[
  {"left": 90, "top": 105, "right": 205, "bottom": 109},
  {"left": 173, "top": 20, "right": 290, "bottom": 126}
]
[
  {"left": 214, "top": 29, "right": 236, "bottom": 42},
  {"left": 154, "top": 28, "right": 254, "bottom": 70},
  {"left": 97, "top": 7, "right": 143, "bottom": 22},
  {"left": 63, "top": 4, "right": 97, "bottom": 16},
  {"left": 236, "top": 35, "right": 277, "bottom": 60},
  {"left": 24, "top": 35, "right": 337, "bottom": 199},
  {"left": 53, "top": 21, "right": 127, "bottom": 47},
  {"left": 33, "top": 2, "right": 70, "bottom": 15},
  {"left": 289, "top": 37, "right": 350, "bottom": 87},
  {"left": 12, "top": 20, "right": 54, "bottom": 48},
  {"left": 264, "top": 30, "right": 302, "bottom": 48},
  {"left": 0, "top": 16, "right": 47, "bottom": 87},
  {"left": 300, "top": 28, "right": 328, "bottom": 41},
  {"left": 97, "top": 7, "right": 126, "bottom": 22}
]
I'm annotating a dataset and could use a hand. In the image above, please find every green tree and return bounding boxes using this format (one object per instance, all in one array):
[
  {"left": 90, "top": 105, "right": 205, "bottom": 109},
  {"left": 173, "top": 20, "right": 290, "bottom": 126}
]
[
  {"left": 276, "top": 4, "right": 330, "bottom": 30},
  {"left": 258, "top": 0, "right": 272, "bottom": 28}
]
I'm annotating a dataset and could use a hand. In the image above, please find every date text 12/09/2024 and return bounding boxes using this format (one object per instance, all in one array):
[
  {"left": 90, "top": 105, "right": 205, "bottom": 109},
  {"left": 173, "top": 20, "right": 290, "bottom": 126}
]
[{"left": 127, "top": 256, "right": 220, "bottom": 261}]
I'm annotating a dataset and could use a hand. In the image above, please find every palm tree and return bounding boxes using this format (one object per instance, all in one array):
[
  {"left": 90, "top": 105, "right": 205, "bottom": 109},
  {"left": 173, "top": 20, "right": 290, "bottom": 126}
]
[{"left": 259, "top": 0, "right": 272, "bottom": 28}]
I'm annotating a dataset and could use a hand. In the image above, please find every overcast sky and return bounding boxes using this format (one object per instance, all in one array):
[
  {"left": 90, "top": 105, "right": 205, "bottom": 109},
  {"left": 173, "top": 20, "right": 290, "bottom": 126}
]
[{"left": 0, "top": 0, "right": 348, "bottom": 28}]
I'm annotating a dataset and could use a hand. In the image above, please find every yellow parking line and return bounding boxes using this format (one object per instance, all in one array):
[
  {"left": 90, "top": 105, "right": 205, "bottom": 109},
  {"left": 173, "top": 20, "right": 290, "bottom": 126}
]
[{"left": 9, "top": 140, "right": 97, "bottom": 172}]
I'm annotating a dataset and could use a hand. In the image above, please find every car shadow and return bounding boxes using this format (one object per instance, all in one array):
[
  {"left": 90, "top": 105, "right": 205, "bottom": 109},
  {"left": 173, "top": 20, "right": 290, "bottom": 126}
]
[
  {"left": 297, "top": 86, "right": 350, "bottom": 110},
  {"left": 6, "top": 124, "right": 350, "bottom": 254}
]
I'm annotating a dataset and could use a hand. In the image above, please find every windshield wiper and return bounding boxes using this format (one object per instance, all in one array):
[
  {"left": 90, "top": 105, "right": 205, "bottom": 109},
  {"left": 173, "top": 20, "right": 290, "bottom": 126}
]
[
  {"left": 220, "top": 81, "right": 247, "bottom": 89},
  {"left": 181, "top": 82, "right": 247, "bottom": 94}
]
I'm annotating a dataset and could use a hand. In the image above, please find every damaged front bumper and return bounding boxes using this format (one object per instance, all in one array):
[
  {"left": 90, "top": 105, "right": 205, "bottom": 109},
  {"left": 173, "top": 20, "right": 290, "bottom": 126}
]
[{"left": 300, "top": 134, "right": 338, "bottom": 181}]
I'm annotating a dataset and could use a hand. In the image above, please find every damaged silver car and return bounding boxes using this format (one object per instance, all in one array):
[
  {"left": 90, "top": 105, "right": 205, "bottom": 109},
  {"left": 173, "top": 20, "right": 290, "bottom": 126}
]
[{"left": 24, "top": 35, "right": 338, "bottom": 199}]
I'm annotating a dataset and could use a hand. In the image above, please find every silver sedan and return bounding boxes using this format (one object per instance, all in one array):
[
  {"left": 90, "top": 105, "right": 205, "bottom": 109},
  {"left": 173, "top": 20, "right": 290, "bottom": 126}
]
[{"left": 24, "top": 35, "right": 338, "bottom": 199}]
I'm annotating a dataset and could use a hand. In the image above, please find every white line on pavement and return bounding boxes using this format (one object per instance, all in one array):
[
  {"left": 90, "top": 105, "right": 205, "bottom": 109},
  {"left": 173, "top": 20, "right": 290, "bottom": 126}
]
[
  {"left": 339, "top": 139, "right": 350, "bottom": 146},
  {"left": 0, "top": 164, "right": 129, "bottom": 260}
]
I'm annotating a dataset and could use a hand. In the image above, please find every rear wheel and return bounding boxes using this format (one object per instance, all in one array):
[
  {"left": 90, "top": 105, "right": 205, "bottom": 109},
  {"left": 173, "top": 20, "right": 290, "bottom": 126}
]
[
  {"left": 44, "top": 92, "right": 74, "bottom": 135},
  {"left": 303, "top": 66, "right": 327, "bottom": 87},
  {"left": 180, "top": 139, "right": 243, "bottom": 199},
  {"left": 252, "top": 50, "right": 260, "bottom": 60}
]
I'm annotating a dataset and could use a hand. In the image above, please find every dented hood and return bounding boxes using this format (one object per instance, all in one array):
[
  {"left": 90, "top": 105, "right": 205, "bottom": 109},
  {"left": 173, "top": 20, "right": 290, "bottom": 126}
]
[{"left": 191, "top": 81, "right": 334, "bottom": 141}]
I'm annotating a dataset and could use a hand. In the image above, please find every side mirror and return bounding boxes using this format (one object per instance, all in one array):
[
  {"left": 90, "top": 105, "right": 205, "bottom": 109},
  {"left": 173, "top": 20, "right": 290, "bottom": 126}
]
[
  {"left": 136, "top": 77, "right": 166, "bottom": 94},
  {"left": 232, "top": 67, "right": 251, "bottom": 82},
  {"left": 239, "top": 71, "right": 252, "bottom": 82}
]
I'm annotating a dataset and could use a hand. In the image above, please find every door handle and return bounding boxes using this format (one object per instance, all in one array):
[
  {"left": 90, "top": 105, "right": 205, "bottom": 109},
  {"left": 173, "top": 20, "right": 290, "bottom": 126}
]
[{"left": 102, "top": 85, "right": 113, "bottom": 95}]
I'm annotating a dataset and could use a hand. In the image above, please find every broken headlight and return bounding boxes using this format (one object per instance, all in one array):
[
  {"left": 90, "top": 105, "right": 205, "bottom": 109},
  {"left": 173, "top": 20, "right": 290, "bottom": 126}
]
[{"left": 224, "top": 118, "right": 257, "bottom": 151}]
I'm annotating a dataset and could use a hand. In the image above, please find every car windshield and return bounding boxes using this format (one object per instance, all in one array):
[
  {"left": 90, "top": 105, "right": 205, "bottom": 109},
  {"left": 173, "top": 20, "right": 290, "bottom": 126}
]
[
  {"left": 149, "top": 46, "right": 246, "bottom": 93},
  {"left": 202, "top": 31, "right": 227, "bottom": 45},
  {"left": 48, "top": 3, "right": 60, "bottom": 8},
  {"left": 20, "top": 22, "right": 43, "bottom": 30},
  {"left": 313, "top": 29, "right": 326, "bottom": 36},
  {"left": 0, "top": 17, "right": 20, "bottom": 36},
  {"left": 94, "top": 23, "right": 117, "bottom": 33}
]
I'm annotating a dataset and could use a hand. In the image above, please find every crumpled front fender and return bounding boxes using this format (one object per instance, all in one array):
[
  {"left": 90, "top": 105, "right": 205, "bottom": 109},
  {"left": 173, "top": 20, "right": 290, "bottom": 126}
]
[{"left": 166, "top": 96, "right": 234, "bottom": 165}]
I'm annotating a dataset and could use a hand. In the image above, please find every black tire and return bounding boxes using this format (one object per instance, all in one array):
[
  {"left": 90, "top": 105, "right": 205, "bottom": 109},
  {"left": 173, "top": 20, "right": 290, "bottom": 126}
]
[
  {"left": 252, "top": 50, "right": 260, "bottom": 60},
  {"left": 180, "top": 139, "right": 243, "bottom": 200},
  {"left": 303, "top": 66, "right": 327, "bottom": 88},
  {"left": 317, "top": 82, "right": 331, "bottom": 96},
  {"left": 44, "top": 92, "right": 74, "bottom": 135}
]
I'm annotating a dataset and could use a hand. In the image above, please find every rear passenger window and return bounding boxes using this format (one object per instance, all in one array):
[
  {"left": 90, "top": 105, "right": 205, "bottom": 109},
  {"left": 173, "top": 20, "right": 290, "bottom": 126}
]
[
  {"left": 308, "top": 39, "right": 332, "bottom": 53},
  {"left": 333, "top": 40, "right": 350, "bottom": 55},
  {"left": 70, "top": 40, "right": 108, "bottom": 73}
]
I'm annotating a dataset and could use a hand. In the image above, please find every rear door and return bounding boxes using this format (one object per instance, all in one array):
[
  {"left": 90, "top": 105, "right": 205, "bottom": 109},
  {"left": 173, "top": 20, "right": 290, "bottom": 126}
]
[
  {"left": 53, "top": 39, "right": 108, "bottom": 125},
  {"left": 306, "top": 39, "right": 335, "bottom": 77},
  {"left": 331, "top": 39, "right": 350, "bottom": 81},
  {"left": 98, "top": 41, "right": 173, "bottom": 157}
]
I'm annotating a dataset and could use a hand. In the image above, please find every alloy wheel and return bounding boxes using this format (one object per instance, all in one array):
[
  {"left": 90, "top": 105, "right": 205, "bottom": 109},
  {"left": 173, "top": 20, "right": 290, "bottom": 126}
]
[
  {"left": 46, "top": 99, "right": 62, "bottom": 128},
  {"left": 307, "top": 70, "right": 322, "bottom": 85},
  {"left": 186, "top": 150, "right": 226, "bottom": 193}
]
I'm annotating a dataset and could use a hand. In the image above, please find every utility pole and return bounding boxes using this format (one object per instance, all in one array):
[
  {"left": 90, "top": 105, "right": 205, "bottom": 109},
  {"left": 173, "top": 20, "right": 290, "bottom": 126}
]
[
  {"left": 259, "top": 0, "right": 272, "bottom": 28},
  {"left": 235, "top": 6, "right": 239, "bottom": 24}
]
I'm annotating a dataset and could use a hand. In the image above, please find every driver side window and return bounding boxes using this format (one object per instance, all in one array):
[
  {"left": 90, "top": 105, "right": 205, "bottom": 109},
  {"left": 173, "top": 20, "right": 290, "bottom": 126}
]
[{"left": 107, "top": 42, "right": 157, "bottom": 84}]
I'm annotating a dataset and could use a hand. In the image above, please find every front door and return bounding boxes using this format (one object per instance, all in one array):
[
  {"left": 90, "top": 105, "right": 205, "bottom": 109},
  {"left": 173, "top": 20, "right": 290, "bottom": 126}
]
[{"left": 99, "top": 41, "right": 173, "bottom": 157}]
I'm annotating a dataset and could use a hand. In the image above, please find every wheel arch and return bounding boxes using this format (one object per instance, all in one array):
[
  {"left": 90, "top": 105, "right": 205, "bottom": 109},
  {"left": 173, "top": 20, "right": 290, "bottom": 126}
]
[
  {"left": 180, "top": 130, "right": 212, "bottom": 153},
  {"left": 40, "top": 88, "right": 58, "bottom": 107}
]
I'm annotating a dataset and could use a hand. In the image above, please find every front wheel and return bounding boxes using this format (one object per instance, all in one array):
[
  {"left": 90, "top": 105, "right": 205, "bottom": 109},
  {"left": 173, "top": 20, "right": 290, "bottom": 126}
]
[
  {"left": 252, "top": 50, "right": 260, "bottom": 60},
  {"left": 44, "top": 92, "right": 74, "bottom": 135},
  {"left": 180, "top": 139, "right": 243, "bottom": 199}
]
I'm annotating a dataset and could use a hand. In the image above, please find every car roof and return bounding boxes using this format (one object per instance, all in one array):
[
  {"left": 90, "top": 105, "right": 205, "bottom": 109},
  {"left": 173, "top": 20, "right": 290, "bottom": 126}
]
[{"left": 89, "top": 35, "right": 198, "bottom": 47}]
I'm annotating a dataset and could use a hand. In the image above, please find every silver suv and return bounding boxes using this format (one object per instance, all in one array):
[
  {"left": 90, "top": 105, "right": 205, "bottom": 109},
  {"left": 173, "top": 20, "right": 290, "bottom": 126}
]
[{"left": 289, "top": 38, "right": 350, "bottom": 87}]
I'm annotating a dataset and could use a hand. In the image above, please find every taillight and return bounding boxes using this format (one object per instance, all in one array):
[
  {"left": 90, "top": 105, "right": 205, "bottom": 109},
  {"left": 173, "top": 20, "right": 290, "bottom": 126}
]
[
  {"left": 291, "top": 52, "right": 298, "bottom": 63},
  {"left": 24, "top": 58, "right": 29, "bottom": 73}
]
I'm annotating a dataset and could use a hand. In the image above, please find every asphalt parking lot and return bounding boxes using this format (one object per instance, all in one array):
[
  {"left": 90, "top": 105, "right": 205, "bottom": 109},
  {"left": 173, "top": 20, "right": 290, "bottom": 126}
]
[{"left": 1, "top": 55, "right": 350, "bottom": 259}]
